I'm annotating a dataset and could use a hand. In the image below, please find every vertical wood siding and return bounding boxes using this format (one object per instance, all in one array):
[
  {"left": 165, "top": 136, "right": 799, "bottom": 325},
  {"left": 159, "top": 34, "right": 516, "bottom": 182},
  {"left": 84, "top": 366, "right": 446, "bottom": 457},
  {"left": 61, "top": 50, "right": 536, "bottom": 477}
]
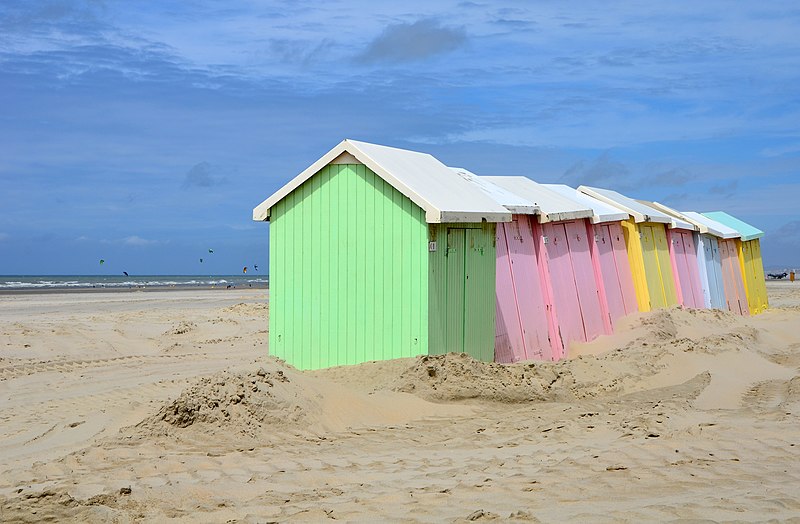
[
  {"left": 494, "top": 217, "right": 556, "bottom": 362},
  {"left": 638, "top": 223, "right": 678, "bottom": 309},
  {"left": 593, "top": 223, "right": 638, "bottom": 325},
  {"left": 718, "top": 239, "right": 750, "bottom": 316},
  {"left": 739, "top": 239, "right": 769, "bottom": 314},
  {"left": 538, "top": 219, "right": 608, "bottom": 350},
  {"left": 428, "top": 222, "right": 496, "bottom": 362},
  {"left": 269, "top": 164, "right": 428, "bottom": 370},
  {"left": 620, "top": 219, "right": 652, "bottom": 312},
  {"left": 698, "top": 234, "right": 726, "bottom": 309},
  {"left": 667, "top": 229, "right": 705, "bottom": 309}
]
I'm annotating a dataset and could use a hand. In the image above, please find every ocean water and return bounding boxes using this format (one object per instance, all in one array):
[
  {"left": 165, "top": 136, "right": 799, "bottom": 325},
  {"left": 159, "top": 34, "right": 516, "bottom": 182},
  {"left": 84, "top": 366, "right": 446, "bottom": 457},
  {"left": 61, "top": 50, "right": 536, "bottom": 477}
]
[{"left": 0, "top": 275, "right": 268, "bottom": 290}]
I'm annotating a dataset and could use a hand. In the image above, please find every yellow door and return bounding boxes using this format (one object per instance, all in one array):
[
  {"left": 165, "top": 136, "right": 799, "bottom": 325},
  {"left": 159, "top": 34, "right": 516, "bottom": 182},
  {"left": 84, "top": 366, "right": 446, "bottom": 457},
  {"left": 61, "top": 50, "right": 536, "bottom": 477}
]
[
  {"left": 640, "top": 225, "right": 666, "bottom": 309},
  {"left": 652, "top": 225, "right": 678, "bottom": 306},
  {"left": 620, "top": 219, "right": 651, "bottom": 312}
]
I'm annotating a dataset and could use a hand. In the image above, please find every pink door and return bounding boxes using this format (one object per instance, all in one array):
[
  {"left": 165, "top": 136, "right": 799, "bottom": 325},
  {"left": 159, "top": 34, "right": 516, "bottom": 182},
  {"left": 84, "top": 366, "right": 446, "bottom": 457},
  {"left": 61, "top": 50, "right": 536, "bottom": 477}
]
[
  {"left": 667, "top": 229, "right": 705, "bottom": 309},
  {"left": 679, "top": 231, "right": 705, "bottom": 309},
  {"left": 539, "top": 220, "right": 607, "bottom": 349},
  {"left": 494, "top": 217, "right": 554, "bottom": 362},
  {"left": 593, "top": 222, "right": 638, "bottom": 324},
  {"left": 718, "top": 239, "right": 750, "bottom": 316}
]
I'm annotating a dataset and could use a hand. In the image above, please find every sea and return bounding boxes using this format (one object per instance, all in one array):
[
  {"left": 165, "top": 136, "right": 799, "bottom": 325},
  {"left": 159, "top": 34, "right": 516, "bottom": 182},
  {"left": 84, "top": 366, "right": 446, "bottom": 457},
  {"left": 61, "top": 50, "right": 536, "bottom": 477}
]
[{"left": 0, "top": 275, "right": 269, "bottom": 291}]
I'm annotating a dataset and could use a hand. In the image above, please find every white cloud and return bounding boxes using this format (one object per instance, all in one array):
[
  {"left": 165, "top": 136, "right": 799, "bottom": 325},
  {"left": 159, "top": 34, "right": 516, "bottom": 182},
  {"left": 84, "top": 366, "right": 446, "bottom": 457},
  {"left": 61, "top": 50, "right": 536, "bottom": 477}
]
[{"left": 122, "top": 235, "right": 160, "bottom": 246}]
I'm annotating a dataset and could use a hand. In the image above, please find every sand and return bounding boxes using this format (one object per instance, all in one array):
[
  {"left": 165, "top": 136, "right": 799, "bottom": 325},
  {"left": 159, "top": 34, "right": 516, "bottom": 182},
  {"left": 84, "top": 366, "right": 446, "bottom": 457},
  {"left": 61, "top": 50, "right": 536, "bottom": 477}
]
[{"left": 1, "top": 284, "right": 799, "bottom": 522}]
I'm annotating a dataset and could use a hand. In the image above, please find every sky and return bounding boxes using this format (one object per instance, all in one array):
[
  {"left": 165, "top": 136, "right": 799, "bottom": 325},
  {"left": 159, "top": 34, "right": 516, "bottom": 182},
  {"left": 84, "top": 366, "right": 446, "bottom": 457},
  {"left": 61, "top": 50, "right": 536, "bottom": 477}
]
[{"left": 1, "top": 0, "right": 799, "bottom": 275}]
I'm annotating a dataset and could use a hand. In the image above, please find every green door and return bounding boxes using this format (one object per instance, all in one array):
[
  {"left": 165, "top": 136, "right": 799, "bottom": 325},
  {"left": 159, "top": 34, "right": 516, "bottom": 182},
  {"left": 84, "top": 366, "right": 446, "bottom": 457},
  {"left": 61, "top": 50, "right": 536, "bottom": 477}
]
[
  {"left": 445, "top": 228, "right": 467, "bottom": 352},
  {"left": 442, "top": 227, "right": 495, "bottom": 360}
]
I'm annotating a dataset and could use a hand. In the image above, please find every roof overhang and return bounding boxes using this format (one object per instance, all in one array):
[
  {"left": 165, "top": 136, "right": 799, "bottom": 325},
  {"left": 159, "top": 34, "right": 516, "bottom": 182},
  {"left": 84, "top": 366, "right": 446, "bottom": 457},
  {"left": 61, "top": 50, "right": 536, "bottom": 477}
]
[
  {"left": 253, "top": 140, "right": 511, "bottom": 224},
  {"left": 577, "top": 185, "right": 672, "bottom": 224},
  {"left": 450, "top": 168, "right": 539, "bottom": 215},
  {"left": 542, "top": 184, "right": 631, "bottom": 224},
  {"left": 485, "top": 177, "right": 594, "bottom": 223}
]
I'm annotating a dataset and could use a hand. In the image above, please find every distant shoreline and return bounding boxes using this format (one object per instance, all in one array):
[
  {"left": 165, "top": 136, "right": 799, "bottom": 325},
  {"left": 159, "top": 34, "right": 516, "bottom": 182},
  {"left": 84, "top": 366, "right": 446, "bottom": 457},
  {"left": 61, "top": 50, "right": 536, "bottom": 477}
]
[{"left": 0, "top": 283, "right": 268, "bottom": 296}]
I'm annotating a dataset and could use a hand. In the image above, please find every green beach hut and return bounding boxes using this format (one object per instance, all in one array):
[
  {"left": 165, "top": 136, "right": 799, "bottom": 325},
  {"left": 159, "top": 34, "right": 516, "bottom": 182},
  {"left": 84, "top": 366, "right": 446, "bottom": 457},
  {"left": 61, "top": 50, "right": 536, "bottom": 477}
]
[{"left": 253, "top": 140, "right": 511, "bottom": 370}]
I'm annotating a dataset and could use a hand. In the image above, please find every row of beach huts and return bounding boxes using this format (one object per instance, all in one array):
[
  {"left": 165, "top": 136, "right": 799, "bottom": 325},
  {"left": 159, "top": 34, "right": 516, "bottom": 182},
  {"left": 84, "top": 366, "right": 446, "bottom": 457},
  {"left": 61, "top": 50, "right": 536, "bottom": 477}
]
[{"left": 254, "top": 140, "right": 768, "bottom": 370}]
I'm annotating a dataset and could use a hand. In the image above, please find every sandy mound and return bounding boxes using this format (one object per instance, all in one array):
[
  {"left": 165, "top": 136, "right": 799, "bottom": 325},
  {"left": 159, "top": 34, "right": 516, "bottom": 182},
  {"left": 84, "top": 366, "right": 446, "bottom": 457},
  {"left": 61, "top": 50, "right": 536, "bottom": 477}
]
[
  {"left": 140, "top": 365, "right": 303, "bottom": 437},
  {"left": 222, "top": 302, "right": 269, "bottom": 315},
  {"left": 135, "top": 357, "right": 471, "bottom": 441},
  {"left": 316, "top": 306, "right": 796, "bottom": 410}
]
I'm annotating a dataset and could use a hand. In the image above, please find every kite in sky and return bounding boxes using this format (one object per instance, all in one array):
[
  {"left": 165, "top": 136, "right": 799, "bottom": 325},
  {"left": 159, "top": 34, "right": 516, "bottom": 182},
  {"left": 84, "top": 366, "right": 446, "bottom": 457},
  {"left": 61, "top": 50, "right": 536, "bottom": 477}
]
[
  {"left": 123, "top": 271, "right": 129, "bottom": 276},
  {"left": 243, "top": 266, "right": 247, "bottom": 274},
  {"left": 254, "top": 264, "right": 258, "bottom": 271},
  {"left": 99, "top": 259, "right": 105, "bottom": 265}
]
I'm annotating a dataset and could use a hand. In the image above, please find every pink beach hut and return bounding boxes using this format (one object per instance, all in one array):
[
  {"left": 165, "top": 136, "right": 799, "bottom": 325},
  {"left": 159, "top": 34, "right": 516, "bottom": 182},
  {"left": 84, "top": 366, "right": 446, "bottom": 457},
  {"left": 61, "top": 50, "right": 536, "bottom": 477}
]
[
  {"left": 544, "top": 184, "right": 639, "bottom": 327},
  {"left": 488, "top": 177, "right": 613, "bottom": 359}
]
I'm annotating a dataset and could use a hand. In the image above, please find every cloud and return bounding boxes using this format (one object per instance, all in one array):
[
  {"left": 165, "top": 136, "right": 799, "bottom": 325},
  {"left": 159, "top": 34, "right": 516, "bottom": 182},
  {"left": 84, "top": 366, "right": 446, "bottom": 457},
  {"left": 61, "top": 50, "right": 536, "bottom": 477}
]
[
  {"left": 708, "top": 179, "right": 738, "bottom": 197},
  {"left": 770, "top": 220, "right": 800, "bottom": 239},
  {"left": 182, "top": 162, "right": 221, "bottom": 189},
  {"left": 560, "top": 152, "right": 631, "bottom": 188},
  {"left": 122, "top": 235, "right": 160, "bottom": 246},
  {"left": 356, "top": 19, "right": 467, "bottom": 64},
  {"left": 761, "top": 142, "right": 800, "bottom": 157}
]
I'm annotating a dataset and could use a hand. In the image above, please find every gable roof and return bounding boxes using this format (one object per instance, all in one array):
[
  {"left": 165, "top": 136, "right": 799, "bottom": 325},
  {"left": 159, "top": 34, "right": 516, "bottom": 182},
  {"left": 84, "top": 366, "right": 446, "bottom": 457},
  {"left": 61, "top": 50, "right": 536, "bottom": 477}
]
[
  {"left": 253, "top": 139, "right": 511, "bottom": 223},
  {"left": 484, "top": 177, "right": 594, "bottom": 223},
  {"left": 702, "top": 211, "right": 764, "bottom": 241},
  {"left": 636, "top": 200, "right": 696, "bottom": 231},
  {"left": 679, "top": 212, "right": 741, "bottom": 239},
  {"left": 542, "top": 184, "right": 630, "bottom": 224},
  {"left": 577, "top": 186, "right": 672, "bottom": 224},
  {"left": 450, "top": 168, "right": 539, "bottom": 215}
]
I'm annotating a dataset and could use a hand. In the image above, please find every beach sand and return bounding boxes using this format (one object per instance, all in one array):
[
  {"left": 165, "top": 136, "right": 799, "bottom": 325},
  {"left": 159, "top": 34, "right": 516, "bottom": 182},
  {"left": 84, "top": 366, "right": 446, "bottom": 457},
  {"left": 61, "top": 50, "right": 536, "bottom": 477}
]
[{"left": 1, "top": 283, "right": 799, "bottom": 522}]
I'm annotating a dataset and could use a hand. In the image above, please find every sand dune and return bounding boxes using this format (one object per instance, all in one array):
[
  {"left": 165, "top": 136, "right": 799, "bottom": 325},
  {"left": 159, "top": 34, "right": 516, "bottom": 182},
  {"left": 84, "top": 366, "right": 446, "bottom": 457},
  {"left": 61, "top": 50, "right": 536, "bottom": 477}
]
[{"left": 1, "top": 284, "right": 800, "bottom": 522}]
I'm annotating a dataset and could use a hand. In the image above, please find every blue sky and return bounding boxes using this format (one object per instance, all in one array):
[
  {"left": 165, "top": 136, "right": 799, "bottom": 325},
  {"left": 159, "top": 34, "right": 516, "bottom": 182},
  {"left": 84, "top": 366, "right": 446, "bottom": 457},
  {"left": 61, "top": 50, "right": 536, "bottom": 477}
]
[{"left": 1, "top": 1, "right": 799, "bottom": 274}]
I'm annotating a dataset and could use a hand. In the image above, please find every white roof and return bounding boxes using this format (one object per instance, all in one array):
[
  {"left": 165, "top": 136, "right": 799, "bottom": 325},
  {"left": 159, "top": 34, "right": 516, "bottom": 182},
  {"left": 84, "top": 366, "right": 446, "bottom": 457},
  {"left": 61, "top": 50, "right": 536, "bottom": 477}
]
[
  {"left": 542, "top": 184, "right": 630, "bottom": 224},
  {"left": 577, "top": 186, "right": 672, "bottom": 224},
  {"left": 636, "top": 200, "right": 696, "bottom": 231},
  {"left": 450, "top": 168, "right": 538, "bottom": 215},
  {"left": 485, "top": 177, "right": 594, "bottom": 223},
  {"left": 253, "top": 139, "right": 511, "bottom": 223},
  {"left": 680, "top": 211, "right": 741, "bottom": 239}
]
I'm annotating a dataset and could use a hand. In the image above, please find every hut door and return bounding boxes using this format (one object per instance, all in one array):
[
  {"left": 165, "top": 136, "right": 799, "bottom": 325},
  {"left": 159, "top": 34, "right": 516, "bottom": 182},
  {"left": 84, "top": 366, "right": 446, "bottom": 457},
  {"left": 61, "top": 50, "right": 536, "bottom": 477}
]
[
  {"left": 639, "top": 224, "right": 678, "bottom": 309},
  {"left": 594, "top": 223, "right": 637, "bottom": 322},
  {"left": 445, "top": 227, "right": 491, "bottom": 356},
  {"left": 495, "top": 218, "right": 552, "bottom": 363},
  {"left": 541, "top": 222, "right": 585, "bottom": 345},
  {"left": 719, "top": 239, "right": 749, "bottom": 315},
  {"left": 703, "top": 235, "right": 726, "bottom": 309},
  {"left": 445, "top": 228, "right": 467, "bottom": 352}
]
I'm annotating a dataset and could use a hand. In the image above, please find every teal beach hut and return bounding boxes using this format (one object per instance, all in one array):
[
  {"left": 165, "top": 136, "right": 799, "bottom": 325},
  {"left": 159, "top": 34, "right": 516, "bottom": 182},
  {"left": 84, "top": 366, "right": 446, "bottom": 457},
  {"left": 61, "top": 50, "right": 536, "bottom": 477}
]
[{"left": 253, "top": 140, "right": 510, "bottom": 370}]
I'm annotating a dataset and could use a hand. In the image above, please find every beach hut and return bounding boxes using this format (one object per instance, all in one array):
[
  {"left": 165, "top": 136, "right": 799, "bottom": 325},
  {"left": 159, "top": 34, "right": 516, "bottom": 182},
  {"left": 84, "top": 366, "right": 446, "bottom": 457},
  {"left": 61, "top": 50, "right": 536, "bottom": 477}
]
[
  {"left": 577, "top": 186, "right": 678, "bottom": 312},
  {"left": 252, "top": 139, "right": 511, "bottom": 370},
  {"left": 678, "top": 211, "right": 748, "bottom": 314},
  {"left": 645, "top": 206, "right": 727, "bottom": 310},
  {"left": 544, "top": 184, "right": 639, "bottom": 327},
  {"left": 487, "top": 177, "right": 612, "bottom": 358},
  {"left": 449, "top": 169, "right": 554, "bottom": 363},
  {"left": 637, "top": 201, "right": 705, "bottom": 310},
  {"left": 703, "top": 211, "right": 768, "bottom": 315}
]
